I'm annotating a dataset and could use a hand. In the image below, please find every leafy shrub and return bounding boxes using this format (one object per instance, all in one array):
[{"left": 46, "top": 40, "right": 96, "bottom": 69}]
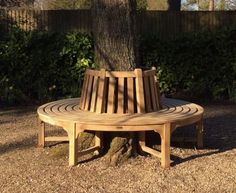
[
  {"left": 0, "top": 27, "right": 93, "bottom": 105},
  {"left": 140, "top": 27, "right": 236, "bottom": 102},
  {"left": 1, "top": 25, "right": 236, "bottom": 106}
]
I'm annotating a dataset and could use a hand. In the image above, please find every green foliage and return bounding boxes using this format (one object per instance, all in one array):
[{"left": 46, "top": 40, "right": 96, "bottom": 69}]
[
  {"left": 1, "top": 25, "right": 236, "bottom": 106},
  {"left": 140, "top": 27, "right": 236, "bottom": 102},
  {"left": 0, "top": 27, "right": 93, "bottom": 105},
  {"left": 137, "top": 0, "right": 148, "bottom": 10}
]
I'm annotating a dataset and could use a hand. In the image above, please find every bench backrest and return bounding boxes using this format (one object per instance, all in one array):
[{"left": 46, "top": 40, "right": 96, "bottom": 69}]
[{"left": 79, "top": 68, "right": 161, "bottom": 114}]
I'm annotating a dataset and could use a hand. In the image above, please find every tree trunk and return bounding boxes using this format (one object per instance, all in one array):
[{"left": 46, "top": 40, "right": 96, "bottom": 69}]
[
  {"left": 92, "top": 0, "right": 139, "bottom": 166},
  {"left": 92, "top": 0, "right": 139, "bottom": 71}
]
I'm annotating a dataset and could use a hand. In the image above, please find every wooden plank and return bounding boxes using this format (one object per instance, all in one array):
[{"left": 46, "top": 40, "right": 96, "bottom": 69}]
[
  {"left": 94, "top": 131, "right": 102, "bottom": 155},
  {"left": 117, "top": 77, "right": 125, "bottom": 114},
  {"left": 160, "top": 123, "right": 171, "bottom": 168},
  {"left": 79, "top": 74, "right": 89, "bottom": 109},
  {"left": 143, "top": 76, "right": 152, "bottom": 112},
  {"left": 106, "top": 71, "right": 135, "bottom": 78},
  {"left": 127, "top": 78, "right": 134, "bottom": 113},
  {"left": 90, "top": 76, "right": 99, "bottom": 112},
  {"left": 45, "top": 136, "right": 68, "bottom": 142},
  {"left": 143, "top": 69, "right": 156, "bottom": 77},
  {"left": 68, "top": 124, "right": 78, "bottom": 166},
  {"left": 38, "top": 121, "right": 45, "bottom": 148},
  {"left": 140, "top": 145, "right": 161, "bottom": 158},
  {"left": 96, "top": 69, "right": 106, "bottom": 113},
  {"left": 107, "top": 77, "right": 116, "bottom": 114},
  {"left": 151, "top": 66, "right": 161, "bottom": 110},
  {"left": 149, "top": 75, "right": 158, "bottom": 111},
  {"left": 134, "top": 69, "right": 145, "bottom": 113},
  {"left": 84, "top": 75, "right": 93, "bottom": 111},
  {"left": 86, "top": 69, "right": 103, "bottom": 76}
]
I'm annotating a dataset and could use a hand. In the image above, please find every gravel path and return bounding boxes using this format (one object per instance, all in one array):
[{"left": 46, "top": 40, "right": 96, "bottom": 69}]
[{"left": 0, "top": 103, "right": 235, "bottom": 193}]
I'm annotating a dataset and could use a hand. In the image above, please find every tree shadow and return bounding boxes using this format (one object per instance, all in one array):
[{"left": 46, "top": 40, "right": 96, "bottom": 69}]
[
  {"left": 0, "top": 135, "right": 37, "bottom": 155},
  {"left": 0, "top": 106, "right": 36, "bottom": 117}
]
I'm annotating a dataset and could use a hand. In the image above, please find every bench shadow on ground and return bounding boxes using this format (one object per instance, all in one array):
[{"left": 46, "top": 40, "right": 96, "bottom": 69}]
[{"left": 148, "top": 107, "right": 236, "bottom": 166}]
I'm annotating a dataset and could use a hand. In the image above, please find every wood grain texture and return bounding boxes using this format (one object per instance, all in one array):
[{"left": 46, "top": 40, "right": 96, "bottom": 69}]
[{"left": 37, "top": 68, "right": 204, "bottom": 168}]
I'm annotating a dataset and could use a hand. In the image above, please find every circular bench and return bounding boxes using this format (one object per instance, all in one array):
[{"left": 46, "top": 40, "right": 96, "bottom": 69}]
[{"left": 37, "top": 68, "right": 204, "bottom": 168}]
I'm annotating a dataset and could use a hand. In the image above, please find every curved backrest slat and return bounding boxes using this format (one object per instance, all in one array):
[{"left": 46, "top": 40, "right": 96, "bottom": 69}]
[{"left": 79, "top": 68, "right": 161, "bottom": 114}]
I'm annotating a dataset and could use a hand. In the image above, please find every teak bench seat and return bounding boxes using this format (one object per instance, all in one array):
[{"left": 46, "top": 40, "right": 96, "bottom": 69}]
[{"left": 37, "top": 68, "right": 204, "bottom": 168}]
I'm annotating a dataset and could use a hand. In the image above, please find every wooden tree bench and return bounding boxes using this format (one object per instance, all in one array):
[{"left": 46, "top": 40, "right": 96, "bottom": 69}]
[{"left": 37, "top": 68, "right": 204, "bottom": 168}]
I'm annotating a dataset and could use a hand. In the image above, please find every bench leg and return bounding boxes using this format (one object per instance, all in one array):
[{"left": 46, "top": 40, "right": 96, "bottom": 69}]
[
  {"left": 138, "top": 131, "right": 147, "bottom": 155},
  {"left": 161, "top": 123, "right": 171, "bottom": 168},
  {"left": 138, "top": 131, "right": 145, "bottom": 146},
  {"left": 68, "top": 127, "right": 78, "bottom": 166},
  {"left": 196, "top": 119, "right": 204, "bottom": 148},
  {"left": 94, "top": 131, "right": 102, "bottom": 155},
  {"left": 38, "top": 120, "right": 45, "bottom": 148}
]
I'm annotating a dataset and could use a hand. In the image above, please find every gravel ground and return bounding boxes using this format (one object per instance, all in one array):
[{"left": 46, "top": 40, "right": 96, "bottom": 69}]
[{"left": 0, "top": 103, "right": 236, "bottom": 193}]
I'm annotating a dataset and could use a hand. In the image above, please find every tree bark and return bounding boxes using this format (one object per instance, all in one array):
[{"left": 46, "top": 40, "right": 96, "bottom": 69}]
[
  {"left": 92, "top": 0, "right": 139, "bottom": 71},
  {"left": 92, "top": 0, "right": 139, "bottom": 166}
]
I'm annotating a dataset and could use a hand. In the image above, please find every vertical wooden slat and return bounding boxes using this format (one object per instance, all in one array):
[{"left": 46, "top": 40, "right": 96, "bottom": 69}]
[
  {"left": 127, "top": 78, "right": 134, "bottom": 113},
  {"left": 80, "top": 74, "right": 89, "bottom": 109},
  {"left": 134, "top": 69, "right": 145, "bottom": 113},
  {"left": 143, "top": 76, "right": 152, "bottom": 112},
  {"left": 90, "top": 76, "right": 99, "bottom": 112},
  {"left": 149, "top": 75, "right": 158, "bottom": 111},
  {"left": 107, "top": 77, "right": 116, "bottom": 114},
  {"left": 153, "top": 73, "right": 161, "bottom": 110},
  {"left": 117, "top": 77, "right": 125, "bottom": 114},
  {"left": 96, "top": 69, "right": 106, "bottom": 113},
  {"left": 84, "top": 75, "right": 93, "bottom": 111}
]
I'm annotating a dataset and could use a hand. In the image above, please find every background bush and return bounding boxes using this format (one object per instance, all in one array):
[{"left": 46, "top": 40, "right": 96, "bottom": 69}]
[
  {"left": 0, "top": 26, "right": 236, "bottom": 106},
  {"left": 140, "top": 27, "right": 236, "bottom": 102},
  {"left": 0, "top": 27, "right": 94, "bottom": 105}
]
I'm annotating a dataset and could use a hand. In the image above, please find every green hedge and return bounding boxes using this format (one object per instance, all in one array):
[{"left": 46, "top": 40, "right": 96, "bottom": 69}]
[
  {"left": 140, "top": 27, "right": 236, "bottom": 102},
  {"left": 0, "top": 26, "right": 236, "bottom": 106},
  {"left": 0, "top": 27, "right": 94, "bottom": 105}
]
